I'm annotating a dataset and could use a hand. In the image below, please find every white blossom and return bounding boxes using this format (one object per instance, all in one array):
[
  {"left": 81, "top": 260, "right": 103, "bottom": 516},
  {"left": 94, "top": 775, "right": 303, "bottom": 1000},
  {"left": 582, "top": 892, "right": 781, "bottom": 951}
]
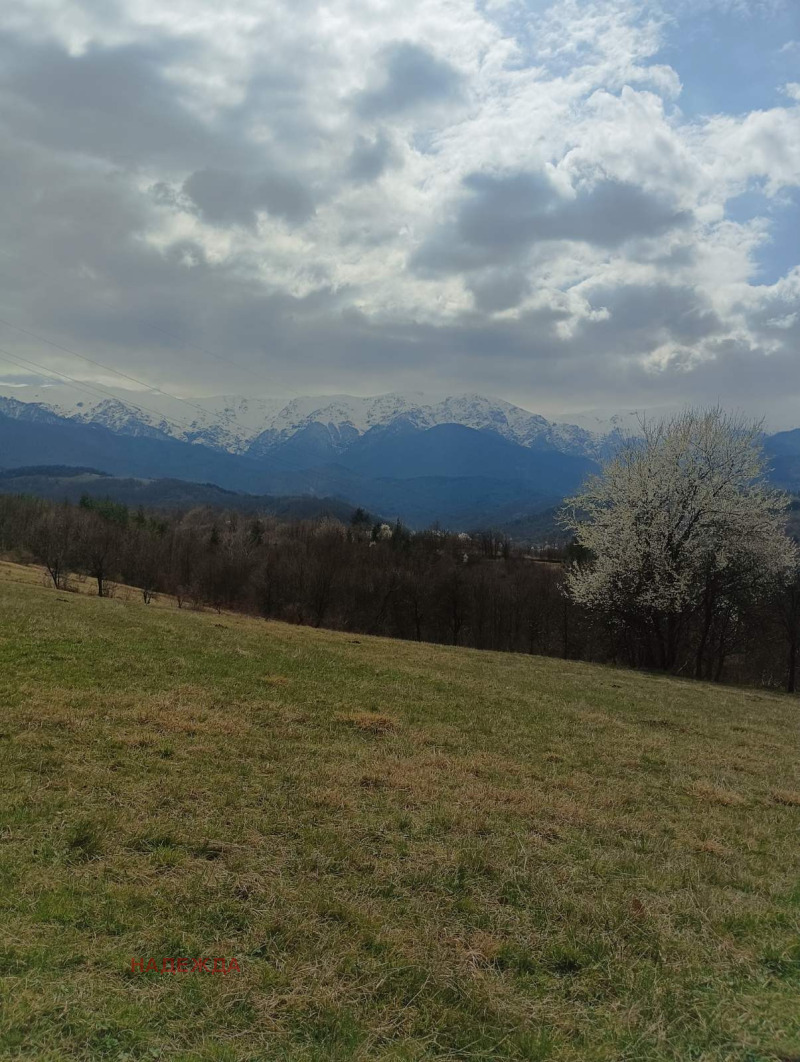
[{"left": 560, "top": 408, "right": 797, "bottom": 657}]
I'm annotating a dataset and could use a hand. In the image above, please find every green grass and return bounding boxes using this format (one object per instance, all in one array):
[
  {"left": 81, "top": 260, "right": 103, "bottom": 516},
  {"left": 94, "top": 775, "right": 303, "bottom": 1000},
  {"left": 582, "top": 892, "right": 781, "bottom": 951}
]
[{"left": 1, "top": 560, "right": 800, "bottom": 1061}]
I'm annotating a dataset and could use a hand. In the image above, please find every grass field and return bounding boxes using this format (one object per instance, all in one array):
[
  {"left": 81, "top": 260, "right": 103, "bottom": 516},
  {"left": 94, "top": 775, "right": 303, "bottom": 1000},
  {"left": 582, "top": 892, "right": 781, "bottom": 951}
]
[{"left": 1, "top": 560, "right": 799, "bottom": 1061}]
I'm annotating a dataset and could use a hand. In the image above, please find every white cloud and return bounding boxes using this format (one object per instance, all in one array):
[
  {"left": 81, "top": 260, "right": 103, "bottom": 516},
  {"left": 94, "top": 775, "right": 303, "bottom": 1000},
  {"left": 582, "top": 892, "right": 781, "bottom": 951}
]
[
  {"left": 0, "top": 0, "right": 797, "bottom": 418},
  {"left": 698, "top": 105, "right": 800, "bottom": 195}
]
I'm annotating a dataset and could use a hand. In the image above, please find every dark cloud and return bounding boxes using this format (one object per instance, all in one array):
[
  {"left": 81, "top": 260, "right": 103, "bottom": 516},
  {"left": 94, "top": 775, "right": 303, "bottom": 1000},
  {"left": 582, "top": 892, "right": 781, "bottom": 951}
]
[
  {"left": 465, "top": 269, "right": 532, "bottom": 313},
  {"left": 586, "top": 284, "right": 724, "bottom": 348},
  {"left": 0, "top": 34, "right": 241, "bottom": 170},
  {"left": 0, "top": 26, "right": 331, "bottom": 180},
  {"left": 355, "top": 42, "right": 463, "bottom": 118},
  {"left": 414, "top": 171, "right": 693, "bottom": 279},
  {"left": 182, "top": 169, "right": 257, "bottom": 228},
  {"left": 256, "top": 173, "right": 316, "bottom": 225},
  {"left": 225, "top": 65, "right": 325, "bottom": 156},
  {"left": 553, "top": 180, "right": 693, "bottom": 247},
  {"left": 182, "top": 168, "right": 316, "bottom": 228},
  {"left": 346, "top": 132, "right": 401, "bottom": 183},
  {"left": 458, "top": 172, "right": 560, "bottom": 250}
]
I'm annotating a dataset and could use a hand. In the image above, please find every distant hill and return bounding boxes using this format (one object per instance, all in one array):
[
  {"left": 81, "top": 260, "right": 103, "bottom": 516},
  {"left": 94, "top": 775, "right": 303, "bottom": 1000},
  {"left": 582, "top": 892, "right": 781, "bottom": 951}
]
[
  {"left": 0, "top": 403, "right": 276, "bottom": 493},
  {"left": 0, "top": 464, "right": 109, "bottom": 479},
  {"left": 0, "top": 387, "right": 602, "bottom": 458},
  {"left": 765, "top": 430, "right": 800, "bottom": 492},
  {"left": 337, "top": 420, "right": 595, "bottom": 490},
  {"left": 0, "top": 467, "right": 358, "bottom": 522}
]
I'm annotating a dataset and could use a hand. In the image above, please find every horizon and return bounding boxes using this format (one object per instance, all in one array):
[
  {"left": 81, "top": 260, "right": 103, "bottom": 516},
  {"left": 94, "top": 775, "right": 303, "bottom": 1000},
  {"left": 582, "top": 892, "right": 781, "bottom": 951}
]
[{"left": 1, "top": 376, "right": 796, "bottom": 434}]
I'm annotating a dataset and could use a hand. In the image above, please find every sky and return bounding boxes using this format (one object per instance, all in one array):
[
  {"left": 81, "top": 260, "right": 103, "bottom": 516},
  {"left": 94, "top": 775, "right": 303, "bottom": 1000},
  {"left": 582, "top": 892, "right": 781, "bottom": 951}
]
[{"left": 0, "top": 0, "right": 798, "bottom": 424}]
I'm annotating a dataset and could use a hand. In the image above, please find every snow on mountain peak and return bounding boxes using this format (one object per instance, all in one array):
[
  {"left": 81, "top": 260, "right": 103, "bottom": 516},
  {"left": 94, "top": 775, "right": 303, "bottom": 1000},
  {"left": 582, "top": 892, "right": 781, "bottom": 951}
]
[{"left": 0, "top": 382, "right": 605, "bottom": 458}]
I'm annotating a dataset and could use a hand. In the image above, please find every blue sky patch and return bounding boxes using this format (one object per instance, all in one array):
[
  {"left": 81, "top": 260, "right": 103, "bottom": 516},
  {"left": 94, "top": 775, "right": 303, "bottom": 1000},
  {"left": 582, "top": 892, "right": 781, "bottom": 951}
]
[{"left": 660, "top": 4, "right": 800, "bottom": 118}]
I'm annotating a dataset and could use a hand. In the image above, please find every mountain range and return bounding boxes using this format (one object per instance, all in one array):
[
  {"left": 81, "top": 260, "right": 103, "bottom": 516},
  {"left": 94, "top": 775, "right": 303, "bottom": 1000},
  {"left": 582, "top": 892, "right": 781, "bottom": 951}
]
[
  {"left": 1, "top": 384, "right": 798, "bottom": 531},
  {"left": 0, "top": 385, "right": 612, "bottom": 456}
]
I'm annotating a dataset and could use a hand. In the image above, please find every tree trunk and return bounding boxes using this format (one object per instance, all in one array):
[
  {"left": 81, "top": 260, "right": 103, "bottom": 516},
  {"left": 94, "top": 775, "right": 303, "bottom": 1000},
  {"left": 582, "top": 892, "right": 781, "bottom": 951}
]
[
  {"left": 561, "top": 600, "right": 569, "bottom": 659},
  {"left": 788, "top": 634, "right": 797, "bottom": 694},
  {"left": 695, "top": 586, "right": 714, "bottom": 680},
  {"left": 714, "top": 651, "right": 726, "bottom": 683}
]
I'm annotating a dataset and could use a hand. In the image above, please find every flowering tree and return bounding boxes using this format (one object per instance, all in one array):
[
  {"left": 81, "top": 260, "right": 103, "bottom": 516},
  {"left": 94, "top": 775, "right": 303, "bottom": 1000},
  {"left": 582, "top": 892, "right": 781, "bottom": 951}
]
[{"left": 560, "top": 409, "right": 797, "bottom": 675}]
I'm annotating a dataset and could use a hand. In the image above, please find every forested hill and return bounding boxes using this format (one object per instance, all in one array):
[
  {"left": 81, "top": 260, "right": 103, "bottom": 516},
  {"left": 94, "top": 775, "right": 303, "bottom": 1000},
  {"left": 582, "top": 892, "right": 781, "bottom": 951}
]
[
  {"left": 1, "top": 490, "right": 798, "bottom": 691},
  {"left": 0, "top": 467, "right": 357, "bottom": 523}
]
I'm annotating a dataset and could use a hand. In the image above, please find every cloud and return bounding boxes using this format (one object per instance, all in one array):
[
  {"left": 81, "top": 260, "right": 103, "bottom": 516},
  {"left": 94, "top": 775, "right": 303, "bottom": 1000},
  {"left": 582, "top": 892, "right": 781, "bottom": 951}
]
[
  {"left": 354, "top": 41, "right": 464, "bottom": 118},
  {"left": 346, "top": 132, "right": 401, "bottom": 183},
  {"left": 0, "top": 33, "right": 237, "bottom": 170},
  {"left": 0, "top": 0, "right": 797, "bottom": 425},
  {"left": 466, "top": 268, "right": 532, "bottom": 313},
  {"left": 584, "top": 283, "right": 724, "bottom": 349},
  {"left": 413, "top": 171, "right": 692, "bottom": 283},
  {"left": 182, "top": 169, "right": 257, "bottom": 228},
  {"left": 182, "top": 168, "right": 316, "bottom": 228}
]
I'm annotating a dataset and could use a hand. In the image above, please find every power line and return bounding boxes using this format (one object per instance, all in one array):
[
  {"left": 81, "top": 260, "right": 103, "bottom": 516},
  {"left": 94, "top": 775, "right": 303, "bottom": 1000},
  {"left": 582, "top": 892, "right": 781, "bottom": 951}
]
[
  {"left": 0, "top": 346, "right": 203, "bottom": 437},
  {"left": 0, "top": 318, "right": 334, "bottom": 461},
  {"left": 0, "top": 255, "right": 352, "bottom": 473},
  {"left": 0, "top": 245, "right": 303, "bottom": 402},
  {"left": 0, "top": 315, "right": 240, "bottom": 432},
  {"left": 0, "top": 314, "right": 326, "bottom": 460},
  {"left": 0, "top": 346, "right": 350, "bottom": 483}
]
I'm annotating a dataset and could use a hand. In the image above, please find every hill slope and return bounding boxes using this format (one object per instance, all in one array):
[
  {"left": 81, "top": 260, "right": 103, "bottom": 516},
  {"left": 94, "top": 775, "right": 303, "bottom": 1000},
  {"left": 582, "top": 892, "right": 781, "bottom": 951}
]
[
  {"left": 0, "top": 467, "right": 359, "bottom": 522},
  {"left": 1, "top": 562, "right": 799, "bottom": 1061},
  {"left": 0, "top": 405, "right": 276, "bottom": 493}
]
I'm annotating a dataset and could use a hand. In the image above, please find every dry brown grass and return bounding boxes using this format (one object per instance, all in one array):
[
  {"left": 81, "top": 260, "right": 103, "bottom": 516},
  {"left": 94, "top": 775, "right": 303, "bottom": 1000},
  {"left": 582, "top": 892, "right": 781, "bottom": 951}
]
[
  {"left": 685, "top": 780, "right": 749, "bottom": 805},
  {"left": 337, "top": 711, "right": 400, "bottom": 734},
  {"left": 0, "top": 560, "right": 799, "bottom": 1061}
]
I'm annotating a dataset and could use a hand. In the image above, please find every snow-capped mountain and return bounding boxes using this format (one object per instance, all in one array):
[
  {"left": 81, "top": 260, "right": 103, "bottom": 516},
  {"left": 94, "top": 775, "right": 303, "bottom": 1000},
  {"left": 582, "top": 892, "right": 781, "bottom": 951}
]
[
  {"left": 0, "top": 384, "right": 285, "bottom": 453},
  {"left": 3, "top": 383, "right": 797, "bottom": 530},
  {"left": 0, "top": 383, "right": 605, "bottom": 459}
]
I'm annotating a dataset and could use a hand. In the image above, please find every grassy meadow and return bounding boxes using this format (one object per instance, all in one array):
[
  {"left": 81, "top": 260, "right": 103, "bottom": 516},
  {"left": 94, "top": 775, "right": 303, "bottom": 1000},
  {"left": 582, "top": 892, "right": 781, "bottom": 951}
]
[{"left": 1, "top": 560, "right": 799, "bottom": 1061}]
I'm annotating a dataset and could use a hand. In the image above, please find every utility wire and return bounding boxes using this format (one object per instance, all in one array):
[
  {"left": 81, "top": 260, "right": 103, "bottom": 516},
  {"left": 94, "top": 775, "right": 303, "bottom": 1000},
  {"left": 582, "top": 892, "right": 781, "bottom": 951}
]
[
  {"left": 0, "top": 345, "right": 352, "bottom": 485},
  {"left": 0, "top": 245, "right": 303, "bottom": 403},
  {"left": 0, "top": 319, "right": 336, "bottom": 465},
  {"left": 0, "top": 346, "right": 202, "bottom": 436},
  {"left": 0, "top": 255, "right": 353, "bottom": 473},
  {"left": 0, "top": 315, "right": 244, "bottom": 433}
]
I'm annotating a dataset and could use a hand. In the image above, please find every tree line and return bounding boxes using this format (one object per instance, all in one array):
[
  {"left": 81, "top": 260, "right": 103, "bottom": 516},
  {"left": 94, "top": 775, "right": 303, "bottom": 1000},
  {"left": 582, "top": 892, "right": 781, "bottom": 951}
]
[
  {"left": 0, "top": 492, "right": 580, "bottom": 652},
  {"left": 1, "top": 409, "right": 798, "bottom": 692}
]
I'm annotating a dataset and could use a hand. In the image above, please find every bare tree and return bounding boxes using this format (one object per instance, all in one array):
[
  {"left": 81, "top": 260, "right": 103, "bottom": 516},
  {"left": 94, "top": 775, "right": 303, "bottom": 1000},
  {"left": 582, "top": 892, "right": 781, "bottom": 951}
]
[
  {"left": 29, "top": 503, "right": 74, "bottom": 589},
  {"left": 77, "top": 514, "right": 119, "bottom": 598}
]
